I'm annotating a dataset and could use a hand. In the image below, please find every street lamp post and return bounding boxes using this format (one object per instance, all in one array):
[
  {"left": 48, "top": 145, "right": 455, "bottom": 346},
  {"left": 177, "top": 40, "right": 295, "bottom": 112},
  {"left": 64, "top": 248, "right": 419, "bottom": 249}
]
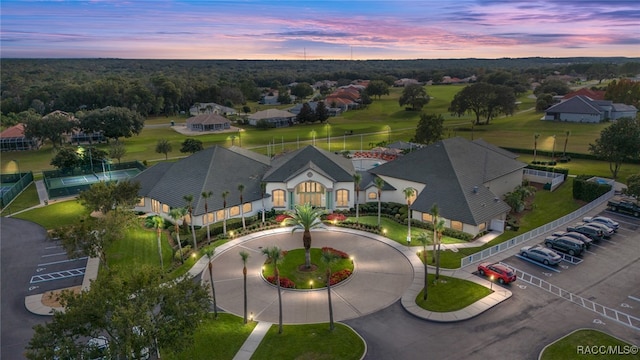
[
  {"left": 385, "top": 125, "right": 391, "bottom": 143},
  {"left": 326, "top": 123, "right": 331, "bottom": 151},
  {"left": 551, "top": 135, "right": 557, "bottom": 160}
]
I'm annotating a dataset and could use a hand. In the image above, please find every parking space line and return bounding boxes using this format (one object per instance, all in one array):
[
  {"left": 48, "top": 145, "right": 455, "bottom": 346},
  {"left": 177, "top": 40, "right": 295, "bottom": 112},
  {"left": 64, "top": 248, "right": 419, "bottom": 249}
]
[
  {"left": 512, "top": 256, "right": 561, "bottom": 272},
  {"left": 41, "top": 252, "right": 67, "bottom": 258},
  {"left": 629, "top": 296, "right": 640, "bottom": 303},
  {"left": 45, "top": 245, "right": 62, "bottom": 249},
  {"left": 38, "top": 257, "right": 88, "bottom": 266},
  {"left": 585, "top": 250, "right": 598, "bottom": 255},
  {"left": 30, "top": 267, "right": 86, "bottom": 283}
]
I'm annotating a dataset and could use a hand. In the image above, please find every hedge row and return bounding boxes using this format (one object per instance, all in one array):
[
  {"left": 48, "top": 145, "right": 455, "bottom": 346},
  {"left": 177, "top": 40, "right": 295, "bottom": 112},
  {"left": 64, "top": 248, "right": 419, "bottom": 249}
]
[{"left": 573, "top": 176, "right": 612, "bottom": 202}]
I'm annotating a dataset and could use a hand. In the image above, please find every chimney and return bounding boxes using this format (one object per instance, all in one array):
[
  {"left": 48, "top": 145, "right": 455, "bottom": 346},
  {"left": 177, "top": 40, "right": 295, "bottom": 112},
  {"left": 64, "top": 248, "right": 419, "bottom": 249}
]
[{"left": 473, "top": 186, "right": 478, "bottom": 194}]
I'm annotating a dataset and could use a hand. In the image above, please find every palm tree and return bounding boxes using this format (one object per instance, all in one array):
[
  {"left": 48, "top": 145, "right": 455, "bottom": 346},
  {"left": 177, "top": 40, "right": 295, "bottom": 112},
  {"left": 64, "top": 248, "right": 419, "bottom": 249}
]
[
  {"left": 321, "top": 249, "right": 340, "bottom": 331},
  {"left": 403, "top": 187, "right": 415, "bottom": 245},
  {"left": 353, "top": 173, "right": 362, "bottom": 224},
  {"left": 416, "top": 232, "right": 429, "bottom": 301},
  {"left": 183, "top": 194, "right": 198, "bottom": 250},
  {"left": 434, "top": 219, "right": 445, "bottom": 281},
  {"left": 221, "top": 190, "right": 229, "bottom": 235},
  {"left": 149, "top": 215, "right": 164, "bottom": 270},
  {"left": 563, "top": 130, "right": 571, "bottom": 157},
  {"left": 262, "top": 246, "right": 284, "bottom": 334},
  {"left": 533, "top": 133, "right": 540, "bottom": 162},
  {"left": 168, "top": 207, "right": 187, "bottom": 264},
  {"left": 374, "top": 177, "right": 385, "bottom": 228},
  {"left": 201, "top": 191, "right": 213, "bottom": 243},
  {"left": 239, "top": 250, "right": 250, "bottom": 324},
  {"left": 260, "top": 182, "right": 267, "bottom": 225},
  {"left": 283, "top": 203, "right": 326, "bottom": 269},
  {"left": 238, "top": 184, "right": 246, "bottom": 230},
  {"left": 204, "top": 248, "right": 218, "bottom": 319},
  {"left": 430, "top": 203, "right": 439, "bottom": 263}
]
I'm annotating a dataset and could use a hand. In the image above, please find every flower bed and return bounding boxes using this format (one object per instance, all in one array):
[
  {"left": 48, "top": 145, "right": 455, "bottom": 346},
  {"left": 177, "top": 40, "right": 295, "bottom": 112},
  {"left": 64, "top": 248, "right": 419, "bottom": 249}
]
[
  {"left": 265, "top": 275, "right": 296, "bottom": 288},
  {"left": 275, "top": 214, "right": 292, "bottom": 222},
  {"left": 325, "top": 213, "right": 347, "bottom": 222},
  {"left": 321, "top": 246, "right": 349, "bottom": 259},
  {"left": 329, "top": 269, "right": 352, "bottom": 286}
]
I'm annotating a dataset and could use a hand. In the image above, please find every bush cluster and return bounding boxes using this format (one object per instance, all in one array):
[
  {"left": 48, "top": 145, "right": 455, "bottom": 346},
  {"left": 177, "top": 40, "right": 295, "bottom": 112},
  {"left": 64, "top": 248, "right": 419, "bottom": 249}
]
[
  {"left": 573, "top": 176, "right": 612, "bottom": 202},
  {"left": 321, "top": 247, "right": 349, "bottom": 259},
  {"left": 329, "top": 269, "right": 352, "bottom": 286},
  {"left": 265, "top": 276, "right": 296, "bottom": 289}
]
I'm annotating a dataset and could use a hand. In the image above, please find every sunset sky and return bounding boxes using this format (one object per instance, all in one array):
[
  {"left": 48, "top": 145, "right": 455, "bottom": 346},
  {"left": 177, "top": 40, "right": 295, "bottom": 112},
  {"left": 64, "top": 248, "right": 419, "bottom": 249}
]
[{"left": 1, "top": 0, "right": 639, "bottom": 60}]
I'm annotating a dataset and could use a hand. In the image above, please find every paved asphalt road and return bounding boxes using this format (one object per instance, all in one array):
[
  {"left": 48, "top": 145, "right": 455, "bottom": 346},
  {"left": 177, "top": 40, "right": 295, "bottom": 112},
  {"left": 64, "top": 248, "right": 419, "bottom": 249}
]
[{"left": 1, "top": 217, "right": 85, "bottom": 360}]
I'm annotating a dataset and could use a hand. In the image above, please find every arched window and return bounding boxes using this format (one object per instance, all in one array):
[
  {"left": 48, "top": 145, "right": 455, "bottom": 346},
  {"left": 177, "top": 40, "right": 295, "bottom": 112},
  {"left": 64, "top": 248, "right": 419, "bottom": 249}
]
[
  {"left": 336, "top": 189, "right": 349, "bottom": 207},
  {"left": 367, "top": 191, "right": 377, "bottom": 200},
  {"left": 296, "top": 181, "right": 326, "bottom": 207},
  {"left": 272, "top": 189, "right": 285, "bottom": 208}
]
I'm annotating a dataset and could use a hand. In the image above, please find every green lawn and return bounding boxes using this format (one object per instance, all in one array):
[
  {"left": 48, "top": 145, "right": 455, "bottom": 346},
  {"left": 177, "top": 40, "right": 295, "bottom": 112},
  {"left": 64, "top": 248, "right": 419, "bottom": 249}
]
[
  {"left": 349, "top": 215, "right": 464, "bottom": 245},
  {"left": 252, "top": 323, "right": 366, "bottom": 360},
  {"left": 262, "top": 248, "right": 354, "bottom": 289},
  {"left": 0, "top": 182, "right": 41, "bottom": 216},
  {"left": 12, "top": 199, "right": 87, "bottom": 229},
  {"left": 162, "top": 313, "right": 257, "bottom": 360},
  {"left": 540, "top": 329, "right": 636, "bottom": 360},
  {"left": 415, "top": 274, "right": 492, "bottom": 312}
]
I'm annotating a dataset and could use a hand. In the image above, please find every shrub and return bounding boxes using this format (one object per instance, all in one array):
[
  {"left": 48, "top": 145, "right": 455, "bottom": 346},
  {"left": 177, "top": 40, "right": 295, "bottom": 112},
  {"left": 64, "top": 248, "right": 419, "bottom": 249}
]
[
  {"left": 329, "top": 269, "right": 352, "bottom": 285},
  {"left": 174, "top": 245, "right": 192, "bottom": 261},
  {"left": 265, "top": 275, "right": 296, "bottom": 288},
  {"left": 325, "top": 213, "right": 347, "bottom": 222},
  {"left": 275, "top": 214, "right": 292, "bottom": 222},
  {"left": 321, "top": 247, "right": 349, "bottom": 259}
]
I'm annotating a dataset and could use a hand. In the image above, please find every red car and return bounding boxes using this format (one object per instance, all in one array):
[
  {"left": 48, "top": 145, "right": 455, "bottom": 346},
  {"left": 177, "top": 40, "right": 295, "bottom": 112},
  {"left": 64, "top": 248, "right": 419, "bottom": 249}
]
[{"left": 477, "top": 262, "right": 517, "bottom": 284}]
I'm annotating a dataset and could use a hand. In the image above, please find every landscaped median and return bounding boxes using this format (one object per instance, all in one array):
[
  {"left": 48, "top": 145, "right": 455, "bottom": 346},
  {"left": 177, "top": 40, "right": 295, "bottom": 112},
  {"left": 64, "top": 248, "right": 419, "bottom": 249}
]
[{"left": 539, "top": 329, "right": 638, "bottom": 360}]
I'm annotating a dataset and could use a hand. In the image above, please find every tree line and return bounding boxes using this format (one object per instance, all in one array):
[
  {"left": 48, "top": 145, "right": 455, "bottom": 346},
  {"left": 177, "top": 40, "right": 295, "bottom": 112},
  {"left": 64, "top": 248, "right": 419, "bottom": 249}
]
[{"left": 2, "top": 58, "right": 638, "bottom": 125}]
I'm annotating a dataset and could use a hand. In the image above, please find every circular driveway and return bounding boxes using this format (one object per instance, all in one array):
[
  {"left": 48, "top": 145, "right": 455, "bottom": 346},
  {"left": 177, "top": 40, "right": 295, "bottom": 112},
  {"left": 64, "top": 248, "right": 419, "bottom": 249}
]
[{"left": 210, "top": 229, "right": 414, "bottom": 324}]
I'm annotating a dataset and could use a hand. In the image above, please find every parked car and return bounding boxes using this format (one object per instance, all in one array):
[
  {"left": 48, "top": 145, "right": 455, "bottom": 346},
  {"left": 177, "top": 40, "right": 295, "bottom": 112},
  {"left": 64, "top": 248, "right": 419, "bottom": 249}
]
[
  {"left": 566, "top": 224, "right": 604, "bottom": 242},
  {"left": 520, "top": 245, "right": 563, "bottom": 265},
  {"left": 477, "top": 262, "right": 517, "bottom": 284},
  {"left": 86, "top": 336, "right": 109, "bottom": 360},
  {"left": 576, "top": 221, "right": 614, "bottom": 238},
  {"left": 544, "top": 236, "right": 584, "bottom": 256},
  {"left": 583, "top": 216, "right": 619, "bottom": 232},
  {"left": 551, "top": 231, "right": 593, "bottom": 248}
]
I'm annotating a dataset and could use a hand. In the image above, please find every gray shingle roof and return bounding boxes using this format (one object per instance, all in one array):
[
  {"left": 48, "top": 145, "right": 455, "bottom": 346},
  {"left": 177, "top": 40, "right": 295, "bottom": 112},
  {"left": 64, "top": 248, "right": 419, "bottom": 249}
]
[
  {"left": 358, "top": 171, "right": 396, "bottom": 191},
  {"left": 545, "top": 96, "right": 604, "bottom": 115},
  {"left": 370, "top": 137, "right": 524, "bottom": 225},
  {"left": 263, "top": 145, "right": 354, "bottom": 182},
  {"left": 133, "top": 146, "right": 270, "bottom": 216}
]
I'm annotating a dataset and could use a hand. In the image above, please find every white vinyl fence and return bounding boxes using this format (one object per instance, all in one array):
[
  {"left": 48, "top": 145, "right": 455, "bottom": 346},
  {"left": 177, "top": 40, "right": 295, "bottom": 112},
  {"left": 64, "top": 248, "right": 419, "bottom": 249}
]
[{"left": 460, "top": 187, "right": 615, "bottom": 268}]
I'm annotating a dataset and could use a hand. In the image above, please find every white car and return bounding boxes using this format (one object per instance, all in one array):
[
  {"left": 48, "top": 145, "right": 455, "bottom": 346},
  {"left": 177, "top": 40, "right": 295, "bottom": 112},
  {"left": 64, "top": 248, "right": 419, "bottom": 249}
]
[
  {"left": 86, "top": 336, "right": 108, "bottom": 360},
  {"left": 583, "top": 216, "right": 619, "bottom": 232}
]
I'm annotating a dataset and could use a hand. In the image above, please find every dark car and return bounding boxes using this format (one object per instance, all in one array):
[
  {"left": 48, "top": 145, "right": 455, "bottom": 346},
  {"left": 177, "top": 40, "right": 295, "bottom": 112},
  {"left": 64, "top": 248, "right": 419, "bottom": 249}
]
[
  {"left": 544, "top": 236, "right": 584, "bottom": 256},
  {"left": 583, "top": 216, "right": 619, "bottom": 232},
  {"left": 551, "top": 231, "right": 593, "bottom": 248},
  {"left": 477, "top": 262, "right": 517, "bottom": 284},
  {"left": 577, "top": 222, "right": 614, "bottom": 238},
  {"left": 566, "top": 224, "right": 604, "bottom": 242},
  {"left": 520, "top": 245, "right": 563, "bottom": 265}
]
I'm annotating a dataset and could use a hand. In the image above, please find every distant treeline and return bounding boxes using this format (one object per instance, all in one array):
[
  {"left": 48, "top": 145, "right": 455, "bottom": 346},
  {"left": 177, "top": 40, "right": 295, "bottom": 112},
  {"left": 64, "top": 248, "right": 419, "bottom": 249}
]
[{"left": 2, "top": 57, "right": 639, "bottom": 121}]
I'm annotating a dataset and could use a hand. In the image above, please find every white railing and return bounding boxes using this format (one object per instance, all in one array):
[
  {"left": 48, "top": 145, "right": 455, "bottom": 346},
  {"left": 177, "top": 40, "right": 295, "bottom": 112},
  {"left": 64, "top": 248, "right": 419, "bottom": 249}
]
[
  {"left": 523, "top": 168, "right": 564, "bottom": 191},
  {"left": 460, "top": 187, "right": 615, "bottom": 268}
]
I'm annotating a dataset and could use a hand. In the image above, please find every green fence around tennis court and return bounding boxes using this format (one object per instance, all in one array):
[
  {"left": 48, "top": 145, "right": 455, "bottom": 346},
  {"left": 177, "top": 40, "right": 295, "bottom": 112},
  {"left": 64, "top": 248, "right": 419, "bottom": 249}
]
[
  {"left": 43, "top": 161, "right": 146, "bottom": 199},
  {"left": 0, "top": 172, "right": 34, "bottom": 209}
]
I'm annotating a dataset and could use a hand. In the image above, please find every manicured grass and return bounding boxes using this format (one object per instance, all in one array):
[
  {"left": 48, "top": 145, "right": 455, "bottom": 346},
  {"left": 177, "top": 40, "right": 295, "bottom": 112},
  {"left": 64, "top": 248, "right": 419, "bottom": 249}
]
[
  {"left": 162, "top": 313, "right": 257, "bottom": 360},
  {"left": 540, "top": 329, "right": 635, "bottom": 360},
  {"left": 515, "top": 154, "right": 640, "bottom": 183},
  {"left": 0, "top": 182, "right": 41, "bottom": 216},
  {"left": 12, "top": 199, "right": 87, "bottom": 229},
  {"left": 437, "top": 179, "right": 582, "bottom": 269},
  {"left": 415, "top": 274, "right": 492, "bottom": 312},
  {"left": 351, "top": 215, "right": 464, "bottom": 245},
  {"left": 252, "top": 323, "right": 365, "bottom": 360},
  {"left": 262, "top": 248, "right": 354, "bottom": 289},
  {"left": 106, "top": 224, "right": 174, "bottom": 275}
]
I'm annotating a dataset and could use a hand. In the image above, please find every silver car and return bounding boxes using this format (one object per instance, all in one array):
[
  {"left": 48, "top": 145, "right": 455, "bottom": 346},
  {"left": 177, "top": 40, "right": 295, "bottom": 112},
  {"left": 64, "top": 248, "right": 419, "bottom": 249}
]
[
  {"left": 520, "top": 245, "right": 563, "bottom": 265},
  {"left": 583, "top": 216, "right": 619, "bottom": 232}
]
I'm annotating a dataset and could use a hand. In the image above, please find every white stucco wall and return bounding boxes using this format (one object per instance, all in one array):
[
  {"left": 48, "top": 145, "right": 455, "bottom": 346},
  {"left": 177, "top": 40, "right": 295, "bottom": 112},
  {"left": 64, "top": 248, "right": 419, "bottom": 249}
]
[
  {"left": 375, "top": 176, "right": 425, "bottom": 204},
  {"left": 484, "top": 169, "right": 524, "bottom": 198}
]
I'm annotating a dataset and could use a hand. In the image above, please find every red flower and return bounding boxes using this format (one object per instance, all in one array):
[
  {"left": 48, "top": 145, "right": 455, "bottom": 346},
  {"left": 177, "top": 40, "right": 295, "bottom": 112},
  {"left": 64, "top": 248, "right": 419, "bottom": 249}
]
[
  {"left": 266, "top": 275, "right": 296, "bottom": 288},
  {"left": 326, "top": 213, "right": 347, "bottom": 222},
  {"left": 321, "top": 247, "right": 349, "bottom": 259},
  {"left": 275, "top": 214, "right": 293, "bottom": 222}
]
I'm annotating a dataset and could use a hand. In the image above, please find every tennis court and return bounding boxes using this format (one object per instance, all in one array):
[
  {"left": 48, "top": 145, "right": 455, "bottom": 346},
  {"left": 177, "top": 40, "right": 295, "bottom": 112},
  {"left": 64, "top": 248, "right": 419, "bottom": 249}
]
[{"left": 44, "top": 165, "right": 143, "bottom": 198}]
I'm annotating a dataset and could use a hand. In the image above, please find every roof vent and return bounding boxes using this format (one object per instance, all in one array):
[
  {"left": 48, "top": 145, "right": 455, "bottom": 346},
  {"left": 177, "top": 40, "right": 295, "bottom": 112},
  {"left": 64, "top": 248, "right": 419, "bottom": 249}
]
[
  {"left": 494, "top": 197, "right": 499, "bottom": 202},
  {"left": 473, "top": 186, "right": 478, "bottom": 194}
]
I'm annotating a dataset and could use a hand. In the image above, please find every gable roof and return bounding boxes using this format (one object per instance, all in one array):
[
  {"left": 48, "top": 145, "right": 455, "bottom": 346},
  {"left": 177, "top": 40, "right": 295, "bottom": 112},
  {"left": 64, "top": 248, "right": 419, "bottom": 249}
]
[
  {"left": 133, "top": 146, "right": 271, "bottom": 216},
  {"left": 563, "top": 88, "right": 606, "bottom": 101},
  {"left": 369, "top": 137, "right": 524, "bottom": 225},
  {"left": 186, "top": 113, "right": 230, "bottom": 126},
  {"left": 545, "top": 95, "right": 604, "bottom": 115},
  {"left": 358, "top": 171, "right": 396, "bottom": 191},
  {"left": 263, "top": 145, "right": 354, "bottom": 183}
]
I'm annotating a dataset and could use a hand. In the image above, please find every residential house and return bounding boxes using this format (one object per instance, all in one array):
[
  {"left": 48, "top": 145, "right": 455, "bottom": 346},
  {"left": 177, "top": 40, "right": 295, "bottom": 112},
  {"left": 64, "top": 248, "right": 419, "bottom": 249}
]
[
  {"left": 0, "top": 123, "right": 41, "bottom": 151},
  {"left": 543, "top": 95, "right": 638, "bottom": 122},
  {"left": 186, "top": 113, "right": 231, "bottom": 132},
  {"left": 248, "top": 109, "right": 297, "bottom": 128},
  {"left": 189, "top": 102, "right": 237, "bottom": 116}
]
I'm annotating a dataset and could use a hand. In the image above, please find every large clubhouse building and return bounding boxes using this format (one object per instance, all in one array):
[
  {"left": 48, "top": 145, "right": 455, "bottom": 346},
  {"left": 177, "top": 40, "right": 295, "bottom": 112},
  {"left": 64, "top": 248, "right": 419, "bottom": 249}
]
[{"left": 133, "top": 137, "right": 527, "bottom": 237}]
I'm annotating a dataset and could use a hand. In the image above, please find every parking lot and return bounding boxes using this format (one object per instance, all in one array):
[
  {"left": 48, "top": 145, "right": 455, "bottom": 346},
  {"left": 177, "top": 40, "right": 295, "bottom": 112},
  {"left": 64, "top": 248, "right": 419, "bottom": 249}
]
[
  {"left": 476, "top": 211, "right": 640, "bottom": 329},
  {"left": 28, "top": 239, "right": 87, "bottom": 295}
]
